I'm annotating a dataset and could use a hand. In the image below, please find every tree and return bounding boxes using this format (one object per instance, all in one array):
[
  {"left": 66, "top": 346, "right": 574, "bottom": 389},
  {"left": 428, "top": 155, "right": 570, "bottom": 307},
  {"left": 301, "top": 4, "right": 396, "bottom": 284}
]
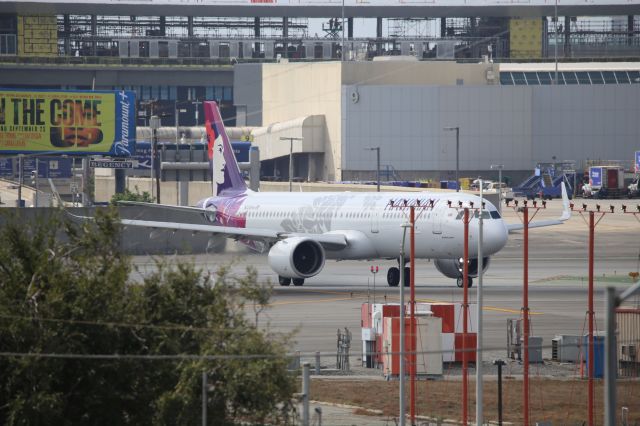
[
  {"left": 110, "top": 186, "right": 154, "bottom": 205},
  {"left": 0, "top": 208, "right": 297, "bottom": 425}
]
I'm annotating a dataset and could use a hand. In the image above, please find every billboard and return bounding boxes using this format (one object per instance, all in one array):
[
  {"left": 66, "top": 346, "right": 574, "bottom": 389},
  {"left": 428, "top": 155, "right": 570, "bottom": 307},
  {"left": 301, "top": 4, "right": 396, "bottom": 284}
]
[
  {"left": 0, "top": 89, "right": 136, "bottom": 156},
  {"left": 133, "top": 142, "right": 152, "bottom": 170},
  {"left": 636, "top": 151, "right": 640, "bottom": 173}
]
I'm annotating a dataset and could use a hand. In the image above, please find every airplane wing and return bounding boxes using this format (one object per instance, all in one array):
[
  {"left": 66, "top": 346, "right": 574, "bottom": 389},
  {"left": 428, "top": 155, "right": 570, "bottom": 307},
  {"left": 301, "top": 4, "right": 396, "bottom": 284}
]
[
  {"left": 506, "top": 182, "right": 571, "bottom": 233},
  {"left": 66, "top": 206, "right": 348, "bottom": 251},
  {"left": 118, "top": 218, "right": 348, "bottom": 250}
]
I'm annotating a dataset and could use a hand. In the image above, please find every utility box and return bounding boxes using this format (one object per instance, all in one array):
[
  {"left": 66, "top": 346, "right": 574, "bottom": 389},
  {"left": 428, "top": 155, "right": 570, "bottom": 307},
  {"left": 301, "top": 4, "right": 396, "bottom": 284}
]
[
  {"left": 361, "top": 303, "right": 373, "bottom": 328},
  {"left": 417, "top": 302, "right": 477, "bottom": 363},
  {"left": 525, "top": 336, "right": 544, "bottom": 364},
  {"left": 361, "top": 327, "right": 377, "bottom": 368},
  {"left": 454, "top": 332, "right": 477, "bottom": 363},
  {"left": 361, "top": 303, "right": 401, "bottom": 367},
  {"left": 552, "top": 335, "right": 582, "bottom": 363},
  {"left": 383, "top": 316, "right": 443, "bottom": 377},
  {"left": 583, "top": 334, "right": 604, "bottom": 378}
]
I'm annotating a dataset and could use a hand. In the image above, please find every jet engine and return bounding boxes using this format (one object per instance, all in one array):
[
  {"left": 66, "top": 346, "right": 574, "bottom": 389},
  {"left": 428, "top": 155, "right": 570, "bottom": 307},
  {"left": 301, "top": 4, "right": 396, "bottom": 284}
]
[
  {"left": 268, "top": 237, "right": 325, "bottom": 279},
  {"left": 434, "top": 257, "right": 491, "bottom": 279}
]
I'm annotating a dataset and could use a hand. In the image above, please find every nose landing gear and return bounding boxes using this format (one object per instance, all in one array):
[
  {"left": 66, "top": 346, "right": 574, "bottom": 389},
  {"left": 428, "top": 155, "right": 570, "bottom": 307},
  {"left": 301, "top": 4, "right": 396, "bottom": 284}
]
[{"left": 456, "top": 276, "right": 474, "bottom": 288}]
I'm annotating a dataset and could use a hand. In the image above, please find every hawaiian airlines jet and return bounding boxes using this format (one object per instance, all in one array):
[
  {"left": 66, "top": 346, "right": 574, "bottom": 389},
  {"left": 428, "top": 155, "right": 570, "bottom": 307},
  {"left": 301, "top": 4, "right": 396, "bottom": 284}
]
[{"left": 120, "top": 101, "right": 570, "bottom": 288}]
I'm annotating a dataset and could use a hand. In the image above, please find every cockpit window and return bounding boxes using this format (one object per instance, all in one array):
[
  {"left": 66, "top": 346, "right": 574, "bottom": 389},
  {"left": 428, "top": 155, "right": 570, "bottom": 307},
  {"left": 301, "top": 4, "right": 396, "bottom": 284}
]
[
  {"left": 473, "top": 210, "right": 491, "bottom": 219},
  {"left": 456, "top": 210, "right": 498, "bottom": 219}
]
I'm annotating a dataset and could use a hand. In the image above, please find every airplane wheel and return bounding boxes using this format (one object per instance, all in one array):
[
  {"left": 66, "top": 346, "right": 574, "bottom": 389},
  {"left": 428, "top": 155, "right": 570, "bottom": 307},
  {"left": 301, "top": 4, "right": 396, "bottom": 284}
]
[
  {"left": 387, "top": 267, "right": 400, "bottom": 287},
  {"left": 404, "top": 267, "right": 411, "bottom": 287},
  {"left": 292, "top": 278, "right": 305, "bottom": 286},
  {"left": 456, "top": 277, "right": 473, "bottom": 288},
  {"left": 279, "top": 276, "right": 291, "bottom": 286}
]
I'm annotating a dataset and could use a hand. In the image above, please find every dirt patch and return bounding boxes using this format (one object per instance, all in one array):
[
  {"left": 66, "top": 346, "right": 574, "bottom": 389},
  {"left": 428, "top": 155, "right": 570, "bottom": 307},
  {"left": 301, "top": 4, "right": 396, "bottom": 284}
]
[{"left": 311, "top": 378, "right": 640, "bottom": 424}]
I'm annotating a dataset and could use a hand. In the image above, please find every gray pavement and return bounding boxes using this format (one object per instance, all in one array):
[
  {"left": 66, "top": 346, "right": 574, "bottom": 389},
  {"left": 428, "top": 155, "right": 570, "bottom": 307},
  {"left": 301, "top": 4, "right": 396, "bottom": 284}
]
[{"left": 128, "top": 198, "right": 640, "bottom": 424}]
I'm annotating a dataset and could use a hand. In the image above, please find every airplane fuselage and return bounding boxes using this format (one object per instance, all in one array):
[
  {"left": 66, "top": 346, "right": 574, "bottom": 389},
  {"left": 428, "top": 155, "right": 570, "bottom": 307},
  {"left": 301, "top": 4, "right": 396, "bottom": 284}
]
[{"left": 198, "top": 190, "right": 509, "bottom": 261}]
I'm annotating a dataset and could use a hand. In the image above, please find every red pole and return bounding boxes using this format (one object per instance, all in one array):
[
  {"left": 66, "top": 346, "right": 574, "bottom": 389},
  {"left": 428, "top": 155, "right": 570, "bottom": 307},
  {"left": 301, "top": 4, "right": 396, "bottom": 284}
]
[
  {"left": 410, "top": 206, "right": 416, "bottom": 425},
  {"left": 523, "top": 206, "right": 530, "bottom": 426},
  {"left": 462, "top": 207, "right": 469, "bottom": 426},
  {"left": 588, "top": 211, "right": 595, "bottom": 426}
]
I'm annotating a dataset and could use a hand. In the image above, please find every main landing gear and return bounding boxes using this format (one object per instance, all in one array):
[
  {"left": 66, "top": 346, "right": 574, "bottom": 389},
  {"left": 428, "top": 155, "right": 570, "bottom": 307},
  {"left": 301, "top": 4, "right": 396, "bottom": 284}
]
[
  {"left": 456, "top": 276, "right": 474, "bottom": 288},
  {"left": 279, "top": 276, "right": 305, "bottom": 286},
  {"left": 387, "top": 262, "right": 411, "bottom": 287}
]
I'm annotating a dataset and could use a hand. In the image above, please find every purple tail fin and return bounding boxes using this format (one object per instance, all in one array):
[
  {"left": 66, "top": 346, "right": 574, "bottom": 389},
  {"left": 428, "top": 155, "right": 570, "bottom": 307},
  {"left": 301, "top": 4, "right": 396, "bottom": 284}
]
[{"left": 204, "top": 101, "right": 247, "bottom": 196}]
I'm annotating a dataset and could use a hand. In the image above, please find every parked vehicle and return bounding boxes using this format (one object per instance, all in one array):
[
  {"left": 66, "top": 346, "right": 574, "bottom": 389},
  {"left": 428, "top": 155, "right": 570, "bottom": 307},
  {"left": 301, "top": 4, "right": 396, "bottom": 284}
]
[
  {"left": 470, "top": 180, "right": 514, "bottom": 203},
  {"left": 486, "top": 182, "right": 514, "bottom": 203},
  {"left": 589, "top": 166, "right": 625, "bottom": 199}
]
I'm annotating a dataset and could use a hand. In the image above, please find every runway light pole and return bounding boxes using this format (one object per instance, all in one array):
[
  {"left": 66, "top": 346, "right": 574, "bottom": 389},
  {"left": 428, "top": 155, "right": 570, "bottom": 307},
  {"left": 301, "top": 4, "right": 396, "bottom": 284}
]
[
  {"left": 387, "top": 199, "right": 433, "bottom": 425},
  {"left": 399, "top": 221, "right": 410, "bottom": 426},
  {"left": 280, "top": 136, "right": 303, "bottom": 192},
  {"left": 443, "top": 126, "right": 460, "bottom": 192},
  {"left": 570, "top": 203, "right": 608, "bottom": 426},
  {"left": 476, "top": 179, "right": 485, "bottom": 426},
  {"left": 507, "top": 198, "right": 549, "bottom": 426},
  {"left": 365, "top": 147, "right": 381, "bottom": 192}
]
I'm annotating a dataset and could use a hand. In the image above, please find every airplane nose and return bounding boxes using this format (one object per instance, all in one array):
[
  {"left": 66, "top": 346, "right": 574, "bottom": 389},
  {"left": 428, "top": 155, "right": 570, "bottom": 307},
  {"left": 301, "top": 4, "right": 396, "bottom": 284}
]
[{"left": 483, "top": 220, "right": 508, "bottom": 255}]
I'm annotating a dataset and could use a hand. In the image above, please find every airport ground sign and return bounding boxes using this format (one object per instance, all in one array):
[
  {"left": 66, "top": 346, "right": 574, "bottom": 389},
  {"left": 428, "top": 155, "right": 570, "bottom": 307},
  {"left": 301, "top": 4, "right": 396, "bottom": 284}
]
[
  {"left": 90, "top": 159, "right": 135, "bottom": 169},
  {"left": 0, "top": 156, "right": 73, "bottom": 178},
  {"left": 0, "top": 89, "right": 136, "bottom": 156}
]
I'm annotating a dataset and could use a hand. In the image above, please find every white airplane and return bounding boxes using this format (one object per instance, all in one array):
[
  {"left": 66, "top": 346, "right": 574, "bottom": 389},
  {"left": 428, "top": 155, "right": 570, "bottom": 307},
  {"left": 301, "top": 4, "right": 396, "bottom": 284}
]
[{"left": 120, "top": 101, "right": 571, "bottom": 288}]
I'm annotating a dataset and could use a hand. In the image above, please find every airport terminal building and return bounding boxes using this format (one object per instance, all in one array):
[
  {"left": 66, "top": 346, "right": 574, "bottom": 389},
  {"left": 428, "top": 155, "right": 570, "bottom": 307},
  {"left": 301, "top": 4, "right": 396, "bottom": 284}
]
[
  {"left": 236, "top": 60, "right": 640, "bottom": 183},
  {"left": 1, "top": 0, "right": 640, "bottom": 184}
]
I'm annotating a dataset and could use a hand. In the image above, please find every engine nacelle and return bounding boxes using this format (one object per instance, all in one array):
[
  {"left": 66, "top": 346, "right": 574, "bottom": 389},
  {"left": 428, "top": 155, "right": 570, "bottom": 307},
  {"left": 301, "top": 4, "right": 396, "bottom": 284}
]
[
  {"left": 434, "top": 257, "right": 491, "bottom": 279},
  {"left": 268, "top": 237, "right": 325, "bottom": 279}
]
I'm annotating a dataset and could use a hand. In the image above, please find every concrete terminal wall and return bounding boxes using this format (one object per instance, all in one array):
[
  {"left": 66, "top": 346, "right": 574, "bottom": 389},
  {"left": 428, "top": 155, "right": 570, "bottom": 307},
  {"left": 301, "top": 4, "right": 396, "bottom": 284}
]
[{"left": 341, "top": 84, "right": 640, "bottom": 182}]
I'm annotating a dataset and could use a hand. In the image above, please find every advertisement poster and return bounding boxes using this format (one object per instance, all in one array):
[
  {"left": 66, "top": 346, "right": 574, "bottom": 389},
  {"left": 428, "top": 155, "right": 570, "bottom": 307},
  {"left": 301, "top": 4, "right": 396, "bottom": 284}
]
[
  {"left": 0, "top": 89, "right": 136, "bottom": 156},
  {"left": 636, "top": 150, "right": 640, "bottom": 173},
  {"left": 590, "top": 167, "right": 602, "bottom": 187}
]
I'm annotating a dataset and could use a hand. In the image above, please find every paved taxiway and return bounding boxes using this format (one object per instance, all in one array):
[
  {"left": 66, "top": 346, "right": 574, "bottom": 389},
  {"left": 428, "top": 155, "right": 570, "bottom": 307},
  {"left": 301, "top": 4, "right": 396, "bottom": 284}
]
[{"left": 130, "top": 198, "right": 640, "bottom": 363}]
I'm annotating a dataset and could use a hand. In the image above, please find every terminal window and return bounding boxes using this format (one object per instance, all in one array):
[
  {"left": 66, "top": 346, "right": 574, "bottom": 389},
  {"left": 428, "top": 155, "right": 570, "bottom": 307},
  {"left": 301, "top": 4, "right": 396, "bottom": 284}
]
[{"left": 500, "top": 71, "right": 640, "bottom": 85}]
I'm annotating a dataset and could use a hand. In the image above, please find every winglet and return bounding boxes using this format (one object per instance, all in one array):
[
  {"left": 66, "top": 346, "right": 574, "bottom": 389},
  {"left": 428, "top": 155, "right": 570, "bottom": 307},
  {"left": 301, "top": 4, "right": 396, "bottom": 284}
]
[
  {"left": 559, "top": 182, "right": 571, "bottom": 221},
  {"left": 506, "top": 182, "right": 572, "bottom": 233}
]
